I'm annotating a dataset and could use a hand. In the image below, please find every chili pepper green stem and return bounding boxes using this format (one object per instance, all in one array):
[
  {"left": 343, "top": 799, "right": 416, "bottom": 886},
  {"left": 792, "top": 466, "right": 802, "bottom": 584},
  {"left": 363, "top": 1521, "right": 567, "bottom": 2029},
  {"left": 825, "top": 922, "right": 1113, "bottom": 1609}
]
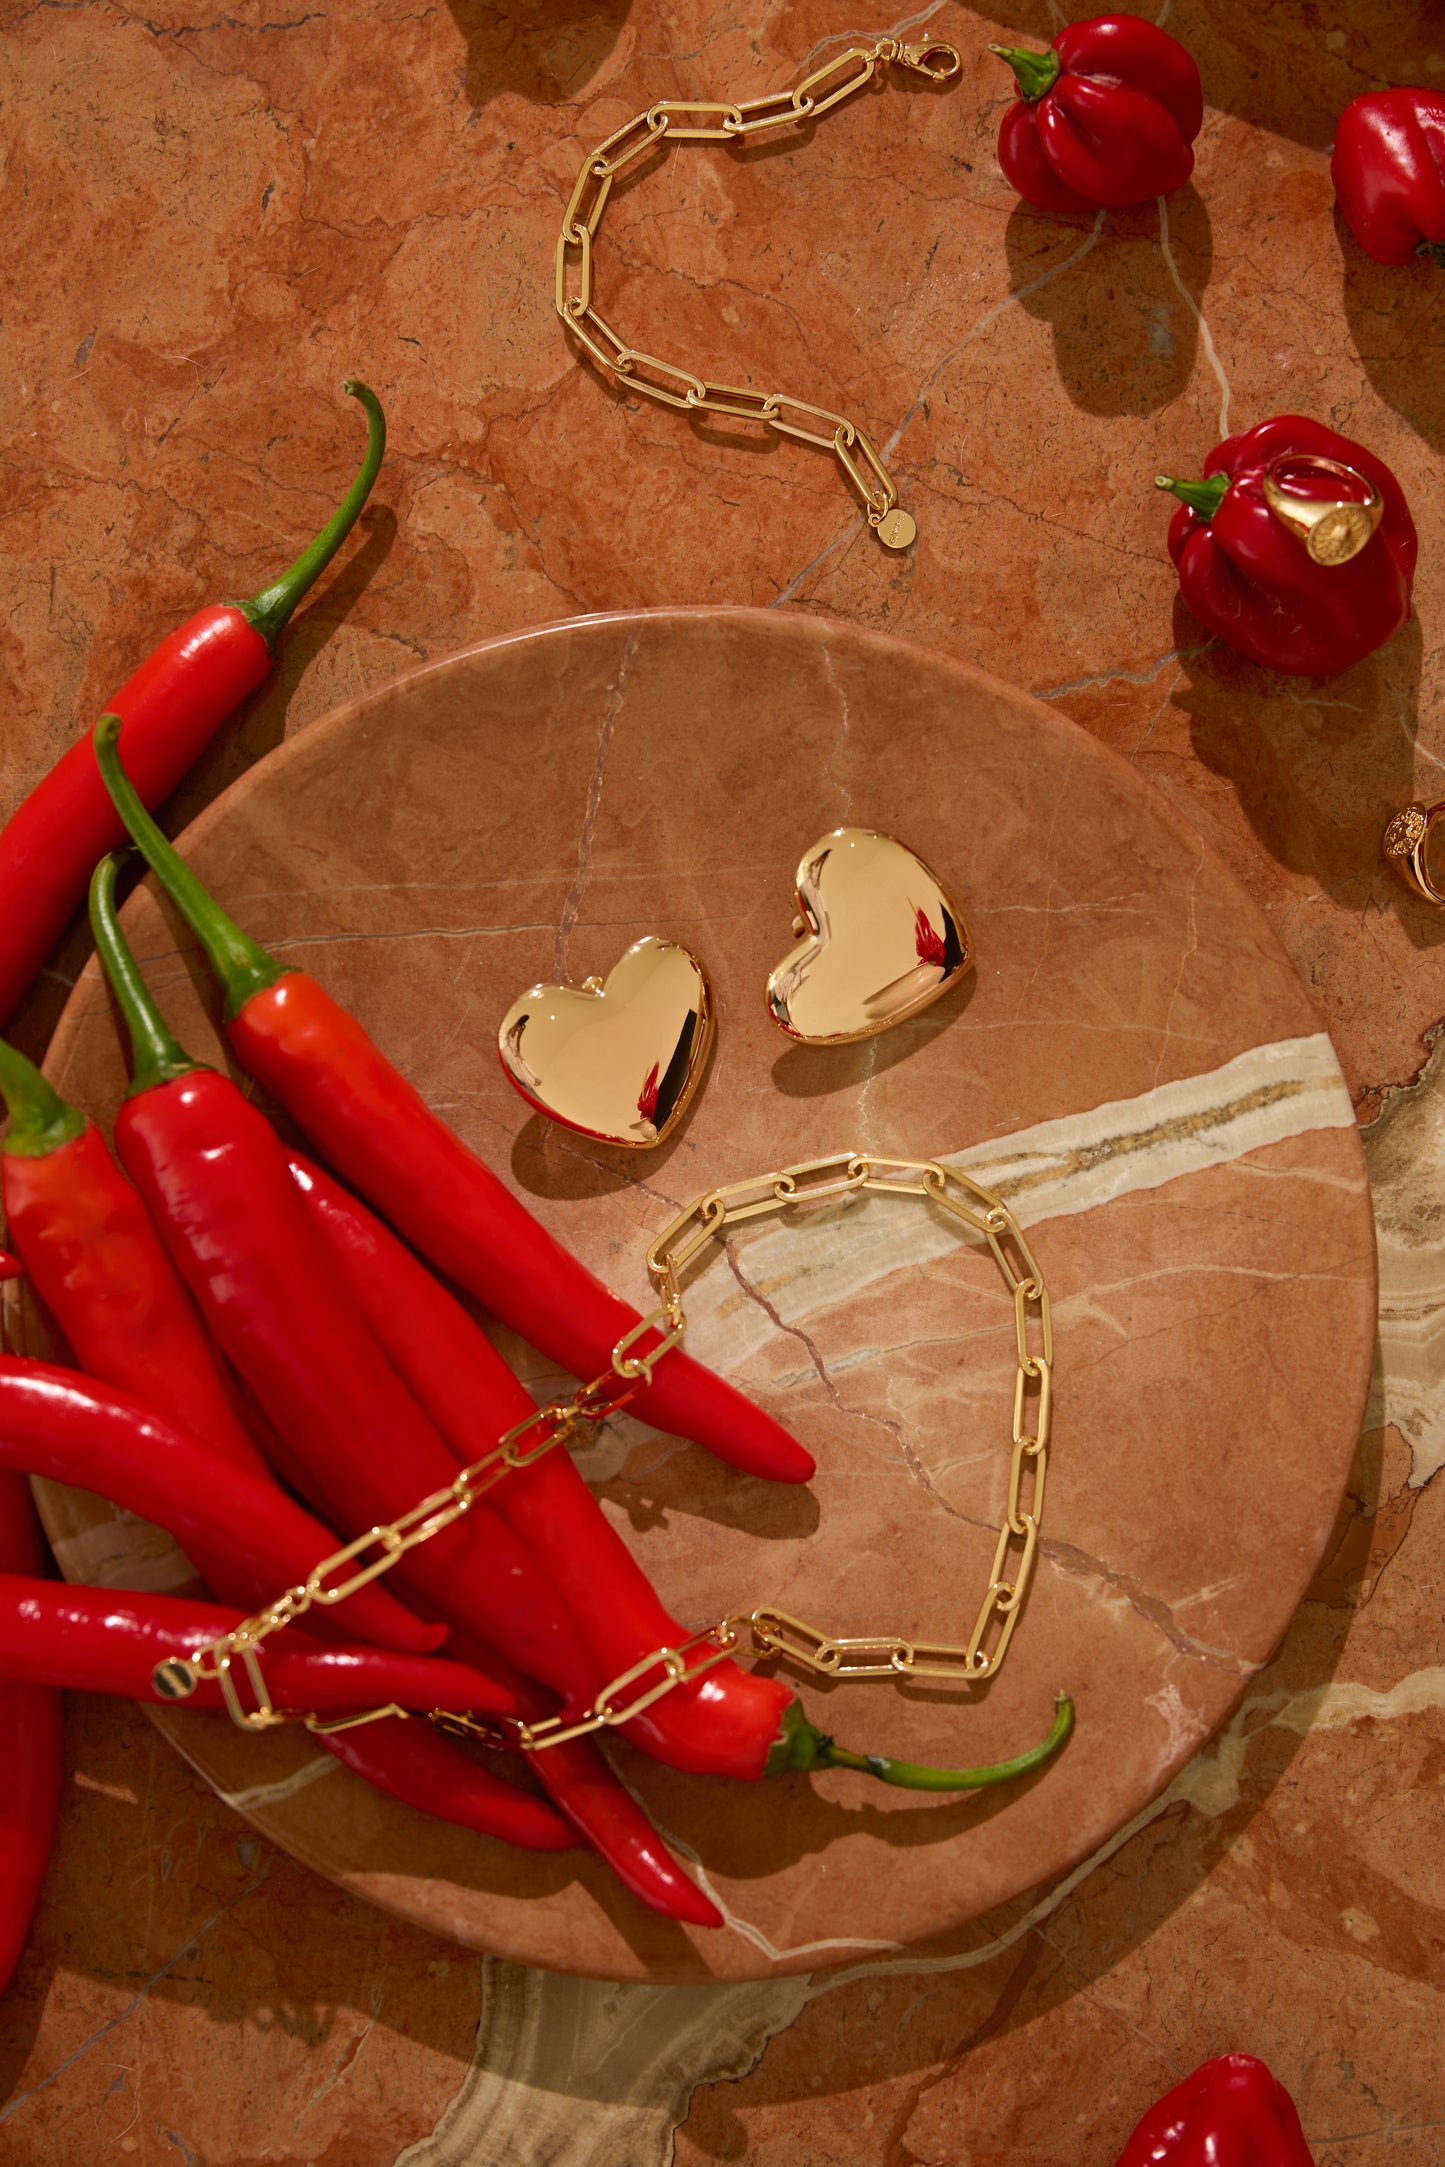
[
  {"left": 1416, "top": 239, "right": 1445, "bottom": 269},
  {"left": 88, "top": 854, "right": 207, "bottom": 1097},
  {"left": 91, "top": 716, "right": 288, "bottom": 1020},
  {"left": 0, "top": 1039, "right": 86, "bottom": 1159},
  {"left": 1155, "top": 473, "right": 1230, "bottom": 520},
  {"left": 989, "top": 43, "right": 1061, "bottom": 101},
  {"left": 765, "top": 1691, "right": 1073, "bottom": 1790},
  {"left": 238, "top": 380, "right": 386, "bottom": 651}
]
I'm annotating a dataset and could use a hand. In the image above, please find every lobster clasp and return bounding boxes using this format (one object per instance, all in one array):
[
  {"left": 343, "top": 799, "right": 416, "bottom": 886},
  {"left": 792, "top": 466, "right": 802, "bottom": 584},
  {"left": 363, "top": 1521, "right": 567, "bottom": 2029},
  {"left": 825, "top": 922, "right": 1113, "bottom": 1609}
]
[{"left": 896, "top": 40, "right": 962, "bottom": 81}]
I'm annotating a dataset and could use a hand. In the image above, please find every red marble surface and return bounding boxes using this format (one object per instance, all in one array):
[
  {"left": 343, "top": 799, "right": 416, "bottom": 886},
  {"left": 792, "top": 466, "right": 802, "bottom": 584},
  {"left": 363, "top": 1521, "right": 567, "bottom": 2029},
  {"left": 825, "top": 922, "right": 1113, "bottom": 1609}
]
[{"left": 0, "top": 0, "right": 1442, "bottom": 2158}]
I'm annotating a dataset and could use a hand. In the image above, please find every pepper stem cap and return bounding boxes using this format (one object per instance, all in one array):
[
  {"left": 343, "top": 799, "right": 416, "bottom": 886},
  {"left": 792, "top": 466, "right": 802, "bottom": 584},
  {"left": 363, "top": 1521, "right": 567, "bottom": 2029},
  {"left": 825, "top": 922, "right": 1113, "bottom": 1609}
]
[
  {"left": 1416, "top": 239, "right": 1445, "bottom": 269},
  {"left": 92, "top": 714, "right": 288, "bottom": 1020},
  {"left": 0, "top": 1038, "right": 87, "bottom": 1158},
  {"left": 1155, "top": 473, "right": 1230, "bottom": 520},
  {"left": 238, "top": 380, "right": 386, "bottom": 651},
  {"left": 89, "top": 854, "right": 208, "bottom": 1097},
  {"left": 989, "top": 43, "right": 1061, "bottom": 100},
  {"left": 765, "top": 1692, "right": 1074, "bottom": 1791}
]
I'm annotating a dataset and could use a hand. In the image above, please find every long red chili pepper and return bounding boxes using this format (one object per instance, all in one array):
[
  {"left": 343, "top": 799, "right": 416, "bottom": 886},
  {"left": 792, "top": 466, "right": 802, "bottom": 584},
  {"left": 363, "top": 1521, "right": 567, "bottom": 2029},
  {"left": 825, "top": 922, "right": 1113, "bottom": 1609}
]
[
  {"left": 0, "top": 1575, "right": 511, "bottom": 1717},
  {"left": 289, "top": 1149, "right": 1077, "bottom": 1800},
  {"left": 0, "top": 383, "right": 385, "bottom": 1031},
  {"left": 321, "top": 1715, "right": 574, "bottom": 1852},
  {"left": 452, "top": 1639, "right": 723, "bottom": 1927},
  {"left": 289, "top": 1149, "right": 794, "bottom": 1782},
  {"left": 90, "top": 722, "right": 814, "bottom": 1487},
  {"left": 87, "top": 856, "right": 599, "bottom": 1694},
  {"left": 0, "top": 1357, "right": 442, "bottom": 1656},
  {"left": 0, "top": 1473, "right": 62, "bottom": 1995},
  {"left": 0, "top": 1036, "right": 272, "bottom": 1495}
]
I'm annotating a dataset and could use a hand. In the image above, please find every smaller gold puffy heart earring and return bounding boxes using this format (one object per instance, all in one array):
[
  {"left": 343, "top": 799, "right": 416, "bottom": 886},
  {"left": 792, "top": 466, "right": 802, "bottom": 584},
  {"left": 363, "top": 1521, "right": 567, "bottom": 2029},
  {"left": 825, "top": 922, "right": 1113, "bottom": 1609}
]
[
  {"left": 498, "top": 935, "right": 714, "bottom": 1148},
  {"left": 767, "top": 826, "right": 972, "bottom": 1044}
]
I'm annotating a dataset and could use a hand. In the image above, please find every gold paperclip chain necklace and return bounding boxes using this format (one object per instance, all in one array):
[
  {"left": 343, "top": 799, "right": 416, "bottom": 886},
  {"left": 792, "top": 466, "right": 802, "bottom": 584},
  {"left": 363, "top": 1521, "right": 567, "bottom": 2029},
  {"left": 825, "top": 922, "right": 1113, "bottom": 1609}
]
[
  {"left": 553, "top": 38, "right": 963, "bottom": 551},
  {"left": 161, "top": 1153, "right": 1052, "bottom": 1745}
]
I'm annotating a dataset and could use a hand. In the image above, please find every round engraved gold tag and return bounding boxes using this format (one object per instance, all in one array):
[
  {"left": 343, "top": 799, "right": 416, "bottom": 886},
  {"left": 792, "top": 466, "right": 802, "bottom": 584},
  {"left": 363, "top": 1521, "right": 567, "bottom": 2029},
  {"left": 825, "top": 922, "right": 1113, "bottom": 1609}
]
[
  {"left": 875, "top": 507, "right": 916, "bottom": 551},
  {"left": 152, "top": 1657, "right": 199, "bottom": 1699}
]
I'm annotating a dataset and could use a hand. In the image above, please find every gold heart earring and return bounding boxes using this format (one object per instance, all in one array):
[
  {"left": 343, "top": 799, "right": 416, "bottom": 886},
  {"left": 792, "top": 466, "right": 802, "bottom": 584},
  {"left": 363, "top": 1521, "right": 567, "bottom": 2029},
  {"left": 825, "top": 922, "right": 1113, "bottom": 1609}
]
[
  {"left": 498, "top": 936, "right": 714, "bottom": 1148},
  {"left": 766, "top": 827, "right": 972, "bottom": 1044}
]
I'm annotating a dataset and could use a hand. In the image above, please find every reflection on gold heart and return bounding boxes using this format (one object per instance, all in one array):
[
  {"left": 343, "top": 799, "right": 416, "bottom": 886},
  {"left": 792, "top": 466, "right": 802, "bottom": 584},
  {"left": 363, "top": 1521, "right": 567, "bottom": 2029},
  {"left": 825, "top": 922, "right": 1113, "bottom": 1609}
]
[
  {"left": 767, "top": 827, "right": 972, "bottom": 1044},
  {"left": 498, "top": 936, "right": 714, "bottom": 1149}
]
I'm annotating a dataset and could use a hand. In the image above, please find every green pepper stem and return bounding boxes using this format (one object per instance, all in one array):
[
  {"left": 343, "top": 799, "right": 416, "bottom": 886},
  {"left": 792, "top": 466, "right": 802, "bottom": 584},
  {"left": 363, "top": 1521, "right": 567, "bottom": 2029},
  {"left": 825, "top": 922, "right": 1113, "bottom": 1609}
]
[
  {"left": 88, "top": 854, "right": 206, "bottom": 1097},
  {"left": 0, "top": 1038, "right": 87, "bottom": 1158},
  {"left": 766, "top": 1692, "right": 1074, "bottom": 1791},
  {"left": 91, "top": 715, "right": 287, "bottom": 1021},
  {"left": 1416, "top": 239, "right": 1445, "bottom": 269},
  {"left": 1155, "top": 473, "right": 1230, "bottom": 521},
  {"left": 988, "top": 43, "right": 1061, "bottom": 101},
  {"left": 239, "top": 379, "right": 386, "bottom": 651}
]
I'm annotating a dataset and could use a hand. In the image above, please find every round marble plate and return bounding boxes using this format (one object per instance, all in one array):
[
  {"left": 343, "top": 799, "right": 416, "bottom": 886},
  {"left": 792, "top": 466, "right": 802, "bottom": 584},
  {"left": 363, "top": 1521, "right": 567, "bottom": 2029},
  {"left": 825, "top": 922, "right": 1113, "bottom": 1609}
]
[{"left": 14, "top": 607, "right": 1376, "bottom": 1984}]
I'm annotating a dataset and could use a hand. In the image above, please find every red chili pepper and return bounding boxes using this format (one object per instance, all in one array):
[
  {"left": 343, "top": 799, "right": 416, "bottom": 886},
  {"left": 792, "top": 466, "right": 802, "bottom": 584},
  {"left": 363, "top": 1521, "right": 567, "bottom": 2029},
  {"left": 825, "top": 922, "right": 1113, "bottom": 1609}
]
[
  {"left": 991, "top": 16, "right": 1202, "bottom": 213},
  {"left": 0, "top": 1574, "right": 510, "bottom": 1718},
  {"left": 1333, "top": 89, "right": 1445, "bottom": 266},
  {"left": 0, "top": 384, "right": 385, "bottom": 1032},
  {"left": 321, "top": 1715, "right": 574, "bottom": 1852},
  {"left": 1156, "top": 415, "right": 1417, "bottom": 675},
  {"left": 1114, "top": 2053, "right": 1314, "bottom": 2165},
  {"left": 90, "top": 723, "right": 814, "bottom": 1488},
  {"left": 0, "top": 1356, "right": 442, "bottom": 1656},
  {"left": 0, "top": 1250, "right": 22, "bottom": 1280},
  {"left": 287, "top": 1148, "right": 1077, "bottom": 1803},
  {"left": 87, "top": 856, "right": 596, "bottom": 1693},
  {"left": 0, "top": 1473, "right": 62, "bottom": 1995},
  {"left": 0, "top": 1037, "right": 272, "bottom": 1496},
  {"left": 452, "top": 1641, "right": 724, "bottom": 1926},
  {"left": 287, "top": 1148, "right": 793, "bottom": 1782}
]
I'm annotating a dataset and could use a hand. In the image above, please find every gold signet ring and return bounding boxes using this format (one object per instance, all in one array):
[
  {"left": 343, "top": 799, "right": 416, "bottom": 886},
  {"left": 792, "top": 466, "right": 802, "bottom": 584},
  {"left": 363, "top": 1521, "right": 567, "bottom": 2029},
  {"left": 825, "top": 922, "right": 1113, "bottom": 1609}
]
[
  {"left": 1259, "top": 454, "right": 1384, "bottom": 566},
  {"left": 1383, "top": 798, "right": 1445, "bottom": 907}
]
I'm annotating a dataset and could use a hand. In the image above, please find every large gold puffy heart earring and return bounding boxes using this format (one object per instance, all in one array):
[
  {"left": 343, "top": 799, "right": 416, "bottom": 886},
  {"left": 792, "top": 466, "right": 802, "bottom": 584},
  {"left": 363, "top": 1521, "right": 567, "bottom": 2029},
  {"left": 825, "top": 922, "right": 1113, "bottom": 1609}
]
[
  {"left": 498, "top": 935, "right": 714, "bottom": 1148},
  {"left": 766, "top": 826, "right": 972, "bottom": 1044}
]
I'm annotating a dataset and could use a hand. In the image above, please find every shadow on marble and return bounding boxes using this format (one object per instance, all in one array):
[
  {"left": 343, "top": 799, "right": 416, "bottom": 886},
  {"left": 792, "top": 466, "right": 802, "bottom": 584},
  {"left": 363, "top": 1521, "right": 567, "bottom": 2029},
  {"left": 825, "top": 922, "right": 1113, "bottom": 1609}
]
[
  {"left": 769, "top": 970, "right": 977, "bottom": 1099},
  {"left": 444, "top": 0, "right": 632, "bottom": 109},
  {"left": 1171, "top": 605, "right": 1430, "bottom": 890},
  {"left": 1004, "top": 192, "right": 1212, "bottom": 422},
  {"left": 1340, "top": 219, "right": 1445, "bottom": 461}
]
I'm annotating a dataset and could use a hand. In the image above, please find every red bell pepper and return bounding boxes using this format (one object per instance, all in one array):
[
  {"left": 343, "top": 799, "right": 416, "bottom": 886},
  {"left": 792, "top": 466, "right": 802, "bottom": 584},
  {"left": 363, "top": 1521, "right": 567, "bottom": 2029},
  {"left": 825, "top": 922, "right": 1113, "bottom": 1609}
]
[
  {"left": 0, "top": 1356, "right": 442, "bottom": 1656},
  {"left": 1114, "top": 2052, "right": 1314, "bottom": 2165},
  {"left": 991, "top": 15, "right": 1202, "bottom": 214},
  {"left": 0, "top": 383, "right": 385, "bottom": 1031},
  {"left": 0, "top": 1473, "right": 62, "bottom": 1995},
  {"left": 90, "top": 719, "right": 815, "bottom": 1488},
  {"left": 1333, "top": 89, "right": 1445, "bottom": 266},
  {"left": 1156, "top": 415, "right": 1416, "bottom": 675},
  {"left": 0, "top": 1575, "right": 510, "bottom": 1718}
]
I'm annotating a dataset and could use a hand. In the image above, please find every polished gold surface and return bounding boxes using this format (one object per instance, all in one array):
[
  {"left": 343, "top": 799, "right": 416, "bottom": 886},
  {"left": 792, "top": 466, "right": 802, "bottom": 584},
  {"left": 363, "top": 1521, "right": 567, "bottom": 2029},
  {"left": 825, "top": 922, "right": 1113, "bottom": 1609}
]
[
  {"left": 1383, "top": 796, "right": 1445, "bottom": 905},
  {"left": 497, "top": 934, "right": 714, "bottom": 1148},
  {"left": 1260, "top": 453, "right": 1385, "bottom": 566},
  {"left": 183, "top": 1152, "right": 1051, "bottom": 1751},
  {"left": 553, "top": 38, "right": 962, "bottom": 543},
  {"left": 766, "top": 826, "right": 972, "bottom": 1044}
]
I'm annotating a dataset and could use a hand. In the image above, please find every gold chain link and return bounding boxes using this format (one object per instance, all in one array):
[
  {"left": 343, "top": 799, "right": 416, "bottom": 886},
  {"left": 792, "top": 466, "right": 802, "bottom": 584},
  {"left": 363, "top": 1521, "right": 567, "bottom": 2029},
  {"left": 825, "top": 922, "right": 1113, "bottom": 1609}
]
[
  {"left": 168, "top": 1152, "right": 1052, "bottom": 1746},
  {"left": 553, "top": 38, "right": 962, "bottom": 548}
]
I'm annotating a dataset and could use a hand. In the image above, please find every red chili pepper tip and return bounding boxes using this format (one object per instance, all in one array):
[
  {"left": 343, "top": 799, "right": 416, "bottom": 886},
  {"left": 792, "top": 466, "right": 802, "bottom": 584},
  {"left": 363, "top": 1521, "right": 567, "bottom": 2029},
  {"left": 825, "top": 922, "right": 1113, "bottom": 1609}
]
[{"left": 0, "top": 1251, "right": 24, "bottom": 1281}]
